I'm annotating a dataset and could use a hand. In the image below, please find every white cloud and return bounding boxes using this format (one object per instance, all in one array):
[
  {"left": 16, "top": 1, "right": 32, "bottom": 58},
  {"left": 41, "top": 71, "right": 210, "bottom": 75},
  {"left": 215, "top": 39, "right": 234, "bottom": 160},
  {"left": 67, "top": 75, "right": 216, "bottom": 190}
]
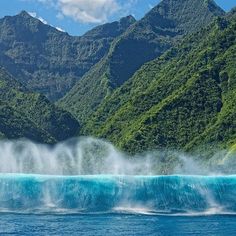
[
  {"left": 28, "top": 11, "right": 37, "bottom": 17},
  {"left": 58, "top": 0, "right": 120, "bottom": 23},
  {"left": 38, "top": 16, "right": 48, "bottom": 24},
  {"left": 31, "top": 0, "right": 137, "bottom": 24},
  {"left": 28, "top": 11, "right": 65, "bottom": 32},
  {"left": 148, "top": 4, "right": 154, "bottom": 10},
  {"left": 28, "top": 11, "right": 48, "bottom": 24},
  {"left": 56, "top": 26, "right": 65, "bottom": 32}
]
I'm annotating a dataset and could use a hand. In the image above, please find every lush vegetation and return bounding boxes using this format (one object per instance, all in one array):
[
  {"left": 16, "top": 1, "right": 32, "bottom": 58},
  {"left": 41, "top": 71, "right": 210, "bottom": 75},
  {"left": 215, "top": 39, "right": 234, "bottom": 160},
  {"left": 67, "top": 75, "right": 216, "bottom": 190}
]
[
  {"left": 0, "top": 12, "right": 135, "bottom": 100},
  {"left": 0, "top": 0, "right": 235, "bottom": 159},
  {"left": 59, "top": 0, "right": 225, "bottom": 124},
  {"left": 0, "top": 67, "right": 80, "bottom": 143},
  {"left": 83, "top": 12, "right": 236, "bottom": 154}
]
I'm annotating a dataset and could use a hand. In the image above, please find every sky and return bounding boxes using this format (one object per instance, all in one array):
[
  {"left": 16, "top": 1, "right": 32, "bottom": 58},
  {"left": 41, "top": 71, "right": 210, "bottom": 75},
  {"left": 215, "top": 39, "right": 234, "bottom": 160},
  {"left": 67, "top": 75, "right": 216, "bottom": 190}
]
[{"left": 0, "top": 0, "right": 235, "bottom": 36}]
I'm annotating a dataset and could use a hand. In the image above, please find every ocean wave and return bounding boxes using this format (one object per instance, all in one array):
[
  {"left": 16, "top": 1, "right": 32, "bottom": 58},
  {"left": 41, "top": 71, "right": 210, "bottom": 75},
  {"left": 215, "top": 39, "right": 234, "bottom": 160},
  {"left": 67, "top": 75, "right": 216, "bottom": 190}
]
[{"left": 0, "top": 174, "right": 235, "bottom": 215}]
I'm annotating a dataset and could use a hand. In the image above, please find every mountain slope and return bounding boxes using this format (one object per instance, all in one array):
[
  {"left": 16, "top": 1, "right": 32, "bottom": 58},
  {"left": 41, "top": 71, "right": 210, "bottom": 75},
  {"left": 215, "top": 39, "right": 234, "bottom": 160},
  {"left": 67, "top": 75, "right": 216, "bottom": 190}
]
[
  {"left": 0, "top": 67, "right": 80, "bottom": 143},
  {"left": 83, "top": 13, "right": 236, "bottom": 154},
  {"left": 60, "top": 0, "right": 225, "bottom": 123},
  {"left": 0, "top": 12, "right": 135, "bottom": 100}
]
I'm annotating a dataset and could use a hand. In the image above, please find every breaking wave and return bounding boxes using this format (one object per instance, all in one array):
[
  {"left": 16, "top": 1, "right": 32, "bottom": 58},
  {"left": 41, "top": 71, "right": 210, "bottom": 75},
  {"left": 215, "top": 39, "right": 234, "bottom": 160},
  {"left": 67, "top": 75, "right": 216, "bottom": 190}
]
[
  {"left": 0, "top": 174, "right": 235, "bottom": 215},
  {"left": 0, "top": 137, "right": 235, "bottom": 215}
]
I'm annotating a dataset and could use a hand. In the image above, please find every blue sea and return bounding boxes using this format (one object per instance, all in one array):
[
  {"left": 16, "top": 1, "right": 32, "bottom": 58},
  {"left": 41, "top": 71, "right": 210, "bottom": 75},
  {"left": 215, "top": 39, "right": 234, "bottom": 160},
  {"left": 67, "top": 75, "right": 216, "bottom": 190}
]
[
  {"left": 0, "top": 174, "right": 235, "bottom": 235},
  {"left": 0, "top": 213, "right": 235, "bottom": 235}
]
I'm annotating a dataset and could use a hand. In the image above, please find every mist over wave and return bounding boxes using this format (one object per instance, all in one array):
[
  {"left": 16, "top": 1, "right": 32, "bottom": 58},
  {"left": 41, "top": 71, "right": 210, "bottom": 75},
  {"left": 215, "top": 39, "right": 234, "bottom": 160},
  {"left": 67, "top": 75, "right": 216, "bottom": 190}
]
[
  {"left": 0, "top": 137, "right": 235, "bottom": 175},
  {"left": 0, "top": 137, "right": 235, "bottom": 215}
]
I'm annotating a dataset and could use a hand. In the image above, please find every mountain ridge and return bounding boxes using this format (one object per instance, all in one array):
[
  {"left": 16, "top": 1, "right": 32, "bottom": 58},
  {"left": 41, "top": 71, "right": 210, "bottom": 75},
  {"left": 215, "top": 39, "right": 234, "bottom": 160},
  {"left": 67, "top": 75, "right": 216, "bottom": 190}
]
[
  {"left": 0, "top": 11, "right": 135, "bottom": 100},
  {"left": 0, "top": 0, "right": 235, "bottom": 157},
  {"left": 60, "top": 0, "right": 225, "bottom": 124},
  {"left": 0, "top": 67, "right": 80, "bottom": 143},
  {"left": 83, "top": 13, "right": 236, "bottom": 154}
]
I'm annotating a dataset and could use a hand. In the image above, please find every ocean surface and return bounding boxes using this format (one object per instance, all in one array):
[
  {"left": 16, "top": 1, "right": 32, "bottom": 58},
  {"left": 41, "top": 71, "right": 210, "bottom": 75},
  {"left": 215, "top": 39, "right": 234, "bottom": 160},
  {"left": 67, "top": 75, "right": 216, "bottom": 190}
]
[
  {"left": 0, "top": 213, "right": 235, "bottom": 235},
  {"left": 0, "top": 174, "right": 235, "bottom": 235}
]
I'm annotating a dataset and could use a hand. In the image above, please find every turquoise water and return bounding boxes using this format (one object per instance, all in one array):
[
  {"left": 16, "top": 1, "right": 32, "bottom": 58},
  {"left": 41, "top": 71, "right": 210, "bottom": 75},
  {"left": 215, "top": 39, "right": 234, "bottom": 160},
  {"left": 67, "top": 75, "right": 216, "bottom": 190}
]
[
  {"left": 0, "top": 140, "right": 235, "bottom": 234},
  {"left": 0, "top": 175, "right": 235, "bottom": 235},
  {"left": 0, "top": 174, "right": 235, "bottom": 214}
]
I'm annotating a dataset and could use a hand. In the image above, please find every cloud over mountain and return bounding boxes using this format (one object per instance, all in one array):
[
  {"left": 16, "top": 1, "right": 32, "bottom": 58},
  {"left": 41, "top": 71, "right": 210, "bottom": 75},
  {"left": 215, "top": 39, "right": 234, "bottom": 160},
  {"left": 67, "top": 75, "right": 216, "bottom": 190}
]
[
  {"left": 32, "top": 0, "right": 126, "bottom": 23},
  {"left": 58, "top": 0, "right": 119, "bottom": 23}
]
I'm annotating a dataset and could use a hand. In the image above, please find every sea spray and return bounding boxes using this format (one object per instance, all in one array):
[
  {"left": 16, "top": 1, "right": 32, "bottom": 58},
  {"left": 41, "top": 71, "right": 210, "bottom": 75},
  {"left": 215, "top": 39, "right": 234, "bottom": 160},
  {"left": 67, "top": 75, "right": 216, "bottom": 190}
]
[
  {"left": 0, "top": 137, "right": 235, "bottom": 215},
  {"left": 0, "top": 137, "right": 175, "bottom": 175},
  {"left": 0, "top": 137, "right": 235, "bottom": 175}
]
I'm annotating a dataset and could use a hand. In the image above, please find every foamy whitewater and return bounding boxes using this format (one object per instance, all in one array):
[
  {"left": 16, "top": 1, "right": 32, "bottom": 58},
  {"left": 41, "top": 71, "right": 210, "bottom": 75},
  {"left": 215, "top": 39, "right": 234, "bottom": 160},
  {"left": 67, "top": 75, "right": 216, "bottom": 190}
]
[{"left": 0, "top": 137, "right": 235, "bottom": 215}]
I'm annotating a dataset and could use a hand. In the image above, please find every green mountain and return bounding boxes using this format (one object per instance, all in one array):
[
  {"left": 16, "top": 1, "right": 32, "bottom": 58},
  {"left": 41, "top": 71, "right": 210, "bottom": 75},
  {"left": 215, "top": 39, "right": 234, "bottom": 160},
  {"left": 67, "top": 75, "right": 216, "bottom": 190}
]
[
  {"left": 59, "top": 0, "right": 225, "bottom": 123},
  {"left": 0, "top": 67, "right": 79, "bottom": 143},
  {"left": 83, "top": 12, "right": 236, "bottom": 154},
  {"left": 0, "top": 11, "right": 135, "bottom": 100}
]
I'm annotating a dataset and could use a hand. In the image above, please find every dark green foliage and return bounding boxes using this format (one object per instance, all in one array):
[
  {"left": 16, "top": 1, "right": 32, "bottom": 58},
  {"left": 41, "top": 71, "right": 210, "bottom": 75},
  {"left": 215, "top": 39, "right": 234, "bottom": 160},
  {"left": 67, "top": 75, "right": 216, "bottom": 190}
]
[
  {"left": 84, "top": 13, "right": 236, "bottom": 154},
  {"left": 0, "top": 67, "right": 80, "bottom": 143},
  {"left": 0, "top": 104, "right": 54, "bottom": 143},
  {"left": 0, "top": 12, "right": 135, "bottom": 100},
  {"left": 0, "top": 0, "right": 235, "bottom": 156},
  {"left": 60, "top": 0, "right": 225, "bottom": 123}
]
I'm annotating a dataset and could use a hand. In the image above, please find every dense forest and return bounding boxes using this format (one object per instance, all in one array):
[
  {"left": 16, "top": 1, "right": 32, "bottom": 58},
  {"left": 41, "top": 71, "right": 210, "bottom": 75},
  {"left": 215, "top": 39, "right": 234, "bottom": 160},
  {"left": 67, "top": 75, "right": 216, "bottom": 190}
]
[{"left": 0, "top": 0, "right": 235, "bottom": 158}]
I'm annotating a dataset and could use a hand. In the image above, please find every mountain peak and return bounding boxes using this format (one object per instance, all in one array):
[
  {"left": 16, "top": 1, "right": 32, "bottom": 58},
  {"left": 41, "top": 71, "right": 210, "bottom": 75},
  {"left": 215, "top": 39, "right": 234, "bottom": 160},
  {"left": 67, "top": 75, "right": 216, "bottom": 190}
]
[
  {"left": 120, "top": 15, "right": 136, "bottom": 25},
  {"left": 18, "top": 10, "right": 32, "bottom": 18},
  {"left": 83, "top": 15, "right": 136, "bottom": 39},
  {"left": 151, "top": 0, "right": 225, "bottom": 14},
  {"left": 158, "top": 0, "right": 225, "bottom": 14},
  {"left": 142, "top": 0, "right": 225, "bottom": 34},
  {"left": 60, "top": 0, "right": 227, "bottom": 123},
  {"left": 205, "top": 0, "right": 226, "bottom": 13},
  {"left": 228, "top": 7, "right": 236, "bottom": 18},
  {"left": 10, "top": 10, "right": 44, "bottom": 27}
]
